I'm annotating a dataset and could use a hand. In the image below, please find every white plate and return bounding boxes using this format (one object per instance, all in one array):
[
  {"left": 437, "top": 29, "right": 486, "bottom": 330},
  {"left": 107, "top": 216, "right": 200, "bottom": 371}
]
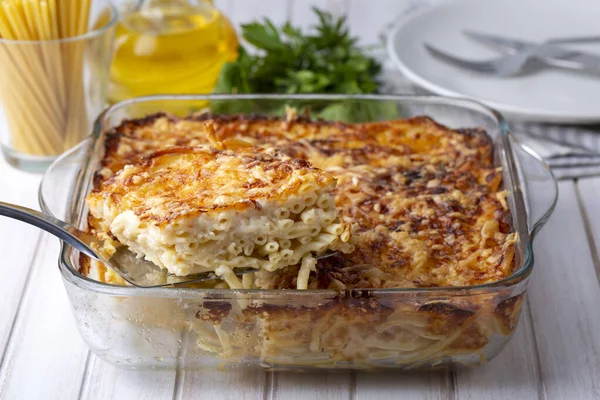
[{"left": 387, "top": 0, "right": 600, "bottom": 123}]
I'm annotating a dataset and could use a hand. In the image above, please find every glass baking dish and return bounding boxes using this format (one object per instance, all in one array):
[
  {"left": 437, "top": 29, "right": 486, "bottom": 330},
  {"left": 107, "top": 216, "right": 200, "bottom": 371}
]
[{"left": 39, "top": 95, "right": 557, "bottom": 371}]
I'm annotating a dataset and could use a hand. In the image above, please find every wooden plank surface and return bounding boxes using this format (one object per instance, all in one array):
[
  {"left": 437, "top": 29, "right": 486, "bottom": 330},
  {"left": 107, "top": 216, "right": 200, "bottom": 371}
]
[
  {"left": 577, "top": 177, "right": 600, "bottom": 283},
  {"left": 0, "top": 235, "right": 89, "bottom": 400},
  {"left": 356, "top": 371, "right": 449, "bottom": 400},
  {"left": 347, "top": 0, "right": 406, "bottom": 44},
  {"left": 178, "top": 369, "right": 267, "bottom": 400},
  {"left": 526, "top": 181, "right": 600, "bottom": 400},
  {"left": 81, "top": 355, "right": 177, "bottom": 400},
  {"left": 2, "top": 2, "right": 600, "bottom": 400},
  {"left": 271, "top": 372, "right": 352, "bottom": 400},
  {"left": 0, "top": 160, "right": 42, "bottom": 358},
  {"left": 454, "top": 310, "right": 541, "bottom": 400}
]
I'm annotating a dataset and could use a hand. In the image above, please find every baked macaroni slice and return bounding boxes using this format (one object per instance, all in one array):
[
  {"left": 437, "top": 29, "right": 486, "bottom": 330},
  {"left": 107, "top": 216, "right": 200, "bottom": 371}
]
[
  {"left": 81, "top": 110, "right": 521, "bottom": 369},
  {"left": 86, "top": 143, "right": 352, "bottom": 289}
]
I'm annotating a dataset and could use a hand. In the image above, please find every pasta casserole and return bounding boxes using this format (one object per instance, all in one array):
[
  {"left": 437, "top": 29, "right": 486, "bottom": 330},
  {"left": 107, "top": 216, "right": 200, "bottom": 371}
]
[
  {"left": 86, "top": 139, "right": 352, "bottom": 289},
  {"left": 79, "top": 108, "right": 523, "bottom": 370}
]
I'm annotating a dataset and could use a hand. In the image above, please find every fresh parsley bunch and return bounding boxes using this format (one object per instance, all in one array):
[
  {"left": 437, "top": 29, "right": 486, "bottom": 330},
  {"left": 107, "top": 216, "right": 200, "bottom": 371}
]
[{"left": 212, "top": 8, "right": 398, "bottom": 121}]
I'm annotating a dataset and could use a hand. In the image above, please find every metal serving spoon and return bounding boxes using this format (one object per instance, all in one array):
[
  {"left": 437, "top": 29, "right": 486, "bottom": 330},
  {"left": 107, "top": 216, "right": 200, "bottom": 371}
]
[{"left": 0, "top": 201, "right": 256, "bottom": 288}]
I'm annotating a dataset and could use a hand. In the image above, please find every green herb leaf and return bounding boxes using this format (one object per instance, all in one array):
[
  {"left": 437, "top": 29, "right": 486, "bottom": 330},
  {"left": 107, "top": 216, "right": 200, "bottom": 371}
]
[
  {"left": 241, "top": 21, "right": 285, "bottom": 52},
  {"left": 212, "top": 8, "right": 396, "bottom": 122}
]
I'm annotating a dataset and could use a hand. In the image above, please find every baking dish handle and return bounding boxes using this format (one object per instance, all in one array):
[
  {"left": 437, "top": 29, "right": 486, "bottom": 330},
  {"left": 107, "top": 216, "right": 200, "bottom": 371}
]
[{"left": 508, "top": 133, "right": 558, "bottom": 238}]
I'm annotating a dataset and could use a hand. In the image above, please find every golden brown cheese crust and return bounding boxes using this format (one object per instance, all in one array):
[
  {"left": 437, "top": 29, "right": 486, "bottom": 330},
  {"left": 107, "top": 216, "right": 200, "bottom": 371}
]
[
  {"left": 88, "top": 145, "right": 334, "bottom": 226},
  {"left": 85, "top": 112, "right": 515, "bottom": 288}
]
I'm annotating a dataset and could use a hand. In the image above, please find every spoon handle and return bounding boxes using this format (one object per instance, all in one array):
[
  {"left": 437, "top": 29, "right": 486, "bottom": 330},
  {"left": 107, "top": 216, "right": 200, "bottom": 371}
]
[{"left": 0, "top": 201, "right": 100, "bottom": 260}]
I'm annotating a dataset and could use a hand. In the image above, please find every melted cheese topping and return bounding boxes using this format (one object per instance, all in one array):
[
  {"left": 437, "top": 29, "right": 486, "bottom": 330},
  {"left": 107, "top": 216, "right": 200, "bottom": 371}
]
[
  {"left": 84, "top": 112, "right": 516, "bottom": 289},
  {"left": 89, "top": 146, "right": 335, "bottom": 224}
]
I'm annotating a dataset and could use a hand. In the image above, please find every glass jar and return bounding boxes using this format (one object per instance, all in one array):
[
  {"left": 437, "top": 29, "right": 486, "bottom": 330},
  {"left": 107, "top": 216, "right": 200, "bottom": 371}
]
[
  {"left": 0, "top": 0, "right": 117, "bottom": 173},
  {"left": 108, "top": 0, "right": 238, "bottom": 104}
]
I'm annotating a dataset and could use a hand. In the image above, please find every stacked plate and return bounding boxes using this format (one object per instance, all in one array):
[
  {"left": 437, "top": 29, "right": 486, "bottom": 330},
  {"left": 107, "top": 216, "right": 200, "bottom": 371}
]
[{"left": 387, "top": 0, "right": 600, "bottom": 124}]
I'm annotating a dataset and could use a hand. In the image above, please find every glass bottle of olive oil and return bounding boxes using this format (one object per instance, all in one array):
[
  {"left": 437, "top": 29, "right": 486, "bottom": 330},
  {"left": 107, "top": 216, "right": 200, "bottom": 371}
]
[{"left": 109, "top": 0, "right": 238, "bottom": 104}]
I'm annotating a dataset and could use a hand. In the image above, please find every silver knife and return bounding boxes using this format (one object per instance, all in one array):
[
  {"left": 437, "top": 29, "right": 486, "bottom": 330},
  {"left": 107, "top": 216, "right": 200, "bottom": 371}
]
[{"left": 463, "top": 30, "right": 600, "bottom": 72}]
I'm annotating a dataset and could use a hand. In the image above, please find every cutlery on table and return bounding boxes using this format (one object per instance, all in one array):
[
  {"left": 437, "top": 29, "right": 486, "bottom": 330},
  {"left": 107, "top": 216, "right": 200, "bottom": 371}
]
[
  {"left": 425, "top": 33, "right": 600, "bottom": 76},
  {"left": 464, "top": 31, "right": 600, "bottom": 72},
  {"left": 424, "top": 43, "right": 539, "bottom": 76}
]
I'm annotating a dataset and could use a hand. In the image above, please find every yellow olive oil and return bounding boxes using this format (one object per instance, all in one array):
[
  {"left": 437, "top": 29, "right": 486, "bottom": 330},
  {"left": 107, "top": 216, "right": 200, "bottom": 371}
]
[{"left": 109, "top": 0, "right": 238, "bottom": 104}]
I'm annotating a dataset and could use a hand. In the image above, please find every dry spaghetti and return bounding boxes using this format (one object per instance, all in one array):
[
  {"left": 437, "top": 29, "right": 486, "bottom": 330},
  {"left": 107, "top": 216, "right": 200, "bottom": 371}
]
[{"left": 0, "top": 0, "right": 92, "bottom": 156}]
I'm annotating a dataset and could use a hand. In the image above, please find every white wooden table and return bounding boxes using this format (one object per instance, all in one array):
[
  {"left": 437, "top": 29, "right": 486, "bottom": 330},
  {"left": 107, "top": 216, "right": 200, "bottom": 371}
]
[{"left": 2, "top": 1, "right": 600, "bottom": 399}]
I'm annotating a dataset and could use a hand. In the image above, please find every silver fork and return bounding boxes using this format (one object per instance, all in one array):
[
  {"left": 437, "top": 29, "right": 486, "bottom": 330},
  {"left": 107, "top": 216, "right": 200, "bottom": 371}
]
[
  {"left": 424, "top": 43, "right": 550, "bottom": 76},
  {"left": 425, "top": 35, "right": 600, "bottom": 76}
]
